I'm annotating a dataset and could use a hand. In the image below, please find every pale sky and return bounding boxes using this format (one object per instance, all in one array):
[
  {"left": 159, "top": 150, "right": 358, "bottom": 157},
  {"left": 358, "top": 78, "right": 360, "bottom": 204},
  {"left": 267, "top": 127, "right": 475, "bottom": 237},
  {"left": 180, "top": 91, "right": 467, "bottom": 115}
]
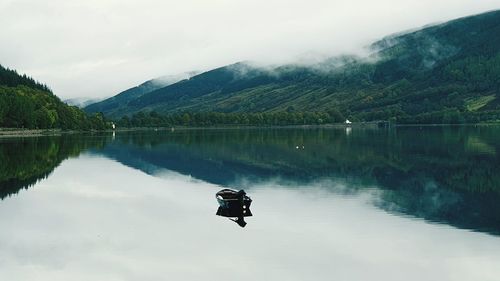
[{"left": 0, "top": 0, "right": 498, "bottom": 99}]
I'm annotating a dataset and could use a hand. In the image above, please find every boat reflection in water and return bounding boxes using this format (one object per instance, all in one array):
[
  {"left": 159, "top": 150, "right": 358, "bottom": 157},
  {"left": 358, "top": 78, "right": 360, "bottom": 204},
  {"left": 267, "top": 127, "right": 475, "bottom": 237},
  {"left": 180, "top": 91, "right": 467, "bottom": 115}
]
[{"left": 215, "top": 189, "right": 252, "bottom": 227}]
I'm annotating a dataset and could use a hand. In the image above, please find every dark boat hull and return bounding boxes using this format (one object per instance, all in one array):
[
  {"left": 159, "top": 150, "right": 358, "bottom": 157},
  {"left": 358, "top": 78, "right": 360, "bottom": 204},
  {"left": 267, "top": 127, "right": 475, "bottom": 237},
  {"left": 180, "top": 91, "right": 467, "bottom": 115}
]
[{"left": 216, "top": 189, "right": 252, "bottom": 209}]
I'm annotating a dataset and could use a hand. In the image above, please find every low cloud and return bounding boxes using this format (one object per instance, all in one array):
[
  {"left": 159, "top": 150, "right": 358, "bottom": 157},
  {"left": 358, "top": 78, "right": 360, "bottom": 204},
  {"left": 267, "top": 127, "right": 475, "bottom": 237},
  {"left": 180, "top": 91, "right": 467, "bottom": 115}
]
[{"left": 0, "top": 0, "right": 498, "bottom": 99}]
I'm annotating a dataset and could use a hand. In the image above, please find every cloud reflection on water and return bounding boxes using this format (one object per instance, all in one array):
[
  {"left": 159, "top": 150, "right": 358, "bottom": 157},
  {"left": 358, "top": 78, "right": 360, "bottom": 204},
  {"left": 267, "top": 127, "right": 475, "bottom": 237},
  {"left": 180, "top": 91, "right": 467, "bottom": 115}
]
[{"left": 0, "top": 155, "right": 499, "bottom": 281}]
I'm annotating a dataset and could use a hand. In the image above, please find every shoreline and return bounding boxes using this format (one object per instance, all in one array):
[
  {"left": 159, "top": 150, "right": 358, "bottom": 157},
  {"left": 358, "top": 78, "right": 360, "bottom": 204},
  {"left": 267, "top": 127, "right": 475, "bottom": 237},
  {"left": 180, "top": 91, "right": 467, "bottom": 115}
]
[
  {"left": 0, "top": 128, "right": 112, "bottom": 138},
  {"left": 1, "top": 122, "right": 500, "bottom": 137},
  {"left": 0, "top": 128, "right": 63, "bottom": 138},
  {"left": 112, "top": 122, "right": 500, "bottom": 131}
]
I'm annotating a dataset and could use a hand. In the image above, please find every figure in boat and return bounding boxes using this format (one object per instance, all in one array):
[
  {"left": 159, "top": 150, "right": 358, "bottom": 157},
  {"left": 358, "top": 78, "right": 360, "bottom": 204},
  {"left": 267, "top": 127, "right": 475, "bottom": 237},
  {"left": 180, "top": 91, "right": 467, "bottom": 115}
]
[{"left": 215, "top": 189, "right": 252, "bottom": 227}]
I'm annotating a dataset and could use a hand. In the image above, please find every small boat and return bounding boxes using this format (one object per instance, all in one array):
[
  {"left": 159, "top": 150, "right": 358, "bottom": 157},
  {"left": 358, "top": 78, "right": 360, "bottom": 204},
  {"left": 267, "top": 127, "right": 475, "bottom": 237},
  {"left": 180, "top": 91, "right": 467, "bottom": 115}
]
[
  {"left": 216, "top": 189, "right": 252, "bottom": 209},
  {"left": 216, "top": 189, "right": 253, "bottom": 227}
]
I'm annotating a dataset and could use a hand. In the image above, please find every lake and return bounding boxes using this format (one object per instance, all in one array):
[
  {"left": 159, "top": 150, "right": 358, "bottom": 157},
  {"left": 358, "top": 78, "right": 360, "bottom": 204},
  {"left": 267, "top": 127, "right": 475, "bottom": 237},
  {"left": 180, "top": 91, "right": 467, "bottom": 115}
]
[{"left": 1, "top": 126, "right": 500, "bottom": 280}]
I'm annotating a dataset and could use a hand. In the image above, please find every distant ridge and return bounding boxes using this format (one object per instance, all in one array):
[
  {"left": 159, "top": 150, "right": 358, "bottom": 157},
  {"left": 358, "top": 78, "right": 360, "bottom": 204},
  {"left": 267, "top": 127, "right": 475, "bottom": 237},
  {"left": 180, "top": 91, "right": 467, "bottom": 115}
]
[
  {"left": 64, "top": 97, "right": 103, "bottom": 108},
  {"left": 84, "top": 71, "right": 198, "bottom": 117}
]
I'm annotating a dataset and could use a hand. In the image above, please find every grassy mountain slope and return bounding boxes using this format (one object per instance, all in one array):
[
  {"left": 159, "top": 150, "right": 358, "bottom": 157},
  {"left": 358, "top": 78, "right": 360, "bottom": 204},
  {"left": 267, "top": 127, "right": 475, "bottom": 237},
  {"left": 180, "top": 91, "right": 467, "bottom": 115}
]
[
  {"left": 0, "top": 64, "right": 109, "bottom": 130},
  {"left": 87, "top": 10, "right": 500, "bottom": 123},
  {"left": 85, "top": 72, "right": 197, "bottom": 117}
]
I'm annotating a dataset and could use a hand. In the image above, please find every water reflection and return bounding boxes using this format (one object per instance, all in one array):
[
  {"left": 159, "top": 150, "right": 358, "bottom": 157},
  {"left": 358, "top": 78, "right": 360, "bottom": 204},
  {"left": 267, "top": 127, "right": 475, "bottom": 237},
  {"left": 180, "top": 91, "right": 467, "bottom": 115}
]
[
  {"left": 98, "top": 127, "right": 500, "bottom": 235},
  {"left": 1, "top": 128, "right": 500, "bottom": 280},
  {"left": 2, "top": 156, "right": 499, "bottom": 280},
  {"left": 0, "top": 135, "right": 111, "bottom": 199},
  {"left": 1, "top": 127, "right": 500, "bottom": 236}
]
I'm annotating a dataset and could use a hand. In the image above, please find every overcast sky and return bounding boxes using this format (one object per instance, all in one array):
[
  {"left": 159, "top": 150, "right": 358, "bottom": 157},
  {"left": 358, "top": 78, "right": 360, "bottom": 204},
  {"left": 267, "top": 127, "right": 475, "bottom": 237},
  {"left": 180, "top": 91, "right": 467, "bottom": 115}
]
[{"left": 0, "top": 0, "right": 498, "bottom": 99}]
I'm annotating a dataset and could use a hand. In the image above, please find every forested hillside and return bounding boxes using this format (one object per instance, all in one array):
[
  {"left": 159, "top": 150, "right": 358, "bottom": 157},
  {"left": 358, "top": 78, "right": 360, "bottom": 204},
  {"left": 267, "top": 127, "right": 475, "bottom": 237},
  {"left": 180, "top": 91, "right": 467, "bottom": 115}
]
[
  {"left": 0, "top": 64, "right": 51, "bottom": 92},
  {"left": 0, "top": 64, "right": 109, "bottom": 130},
  {"left": 86, "top": 10, "right": 500, "bottom": 124}
]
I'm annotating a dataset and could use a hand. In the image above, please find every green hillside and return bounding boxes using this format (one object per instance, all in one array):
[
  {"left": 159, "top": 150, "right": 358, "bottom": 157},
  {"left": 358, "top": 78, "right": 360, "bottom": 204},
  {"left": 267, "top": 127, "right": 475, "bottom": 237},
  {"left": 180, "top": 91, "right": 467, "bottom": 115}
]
[
  {"left": 85, "top": 10, "right": 500, "bottom": 124},
  {"left": 0, "top": 64, "right": 109, "bottom": 130},
  {"left": 84, "top": 72, "right": 198, "bottom": 117}
]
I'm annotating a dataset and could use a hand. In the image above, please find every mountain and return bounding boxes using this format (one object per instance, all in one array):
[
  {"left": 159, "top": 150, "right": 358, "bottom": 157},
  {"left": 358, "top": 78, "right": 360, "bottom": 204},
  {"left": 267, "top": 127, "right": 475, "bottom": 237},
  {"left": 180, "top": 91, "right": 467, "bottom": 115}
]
[
  {"left": 86, "top": 10, "right": 500, "bottom": 124},
  {"left": 0, "top": 64, "right": 109, "bottom": 130},
  {"left": 84, "top": 72, "right": 197, "bottom": 117},
  {"left": 64, "top": 97, "right": 103, "bottom": 108}
]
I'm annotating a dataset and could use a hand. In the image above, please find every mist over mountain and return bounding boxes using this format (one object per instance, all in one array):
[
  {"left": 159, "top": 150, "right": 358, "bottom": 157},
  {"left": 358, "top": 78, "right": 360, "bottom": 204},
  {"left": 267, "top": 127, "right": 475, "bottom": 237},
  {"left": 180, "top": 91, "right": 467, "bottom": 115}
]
[
  {"left": 64, "top": 97, "right": 103, "bottom": 108},
  {"left": 85, "top": 10, "right": 500, "bottom": 124}
]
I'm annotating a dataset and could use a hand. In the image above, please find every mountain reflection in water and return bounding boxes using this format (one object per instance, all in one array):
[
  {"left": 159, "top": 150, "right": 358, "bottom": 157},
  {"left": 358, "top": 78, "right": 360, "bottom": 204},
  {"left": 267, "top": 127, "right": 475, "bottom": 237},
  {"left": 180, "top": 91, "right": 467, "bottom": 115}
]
[
  {"left": 96, "top": 127, "right": 500, "bottom": 236},
  {"left": 0, "top": 135, "right": 111, "bottom": 199},
  {"left": 1, "top": 126, "right": 500, "bottom": 235}
]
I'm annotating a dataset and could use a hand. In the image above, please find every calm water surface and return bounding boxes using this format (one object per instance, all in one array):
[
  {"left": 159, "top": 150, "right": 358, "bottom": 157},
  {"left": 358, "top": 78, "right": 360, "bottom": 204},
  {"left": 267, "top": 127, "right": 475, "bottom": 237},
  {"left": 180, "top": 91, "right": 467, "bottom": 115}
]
[{"left": 1, "top": 127, "right": 500, "bottom": 280}]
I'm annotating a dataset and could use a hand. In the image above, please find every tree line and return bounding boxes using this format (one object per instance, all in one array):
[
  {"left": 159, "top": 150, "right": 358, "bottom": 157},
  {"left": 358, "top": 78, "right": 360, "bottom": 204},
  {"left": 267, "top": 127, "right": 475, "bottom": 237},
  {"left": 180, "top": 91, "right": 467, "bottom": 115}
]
[
  {"left": 116, "top": 109, "right": 346, "bottom": 128},
  {"left": 0, "top": 64, "right": 51, "bottom": 92},
  {"left": 0, "top": 86, "right": 110, "bottom": 130},
  {"left": 115, "top": 106, "right": 500, "bottom": 128}
]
